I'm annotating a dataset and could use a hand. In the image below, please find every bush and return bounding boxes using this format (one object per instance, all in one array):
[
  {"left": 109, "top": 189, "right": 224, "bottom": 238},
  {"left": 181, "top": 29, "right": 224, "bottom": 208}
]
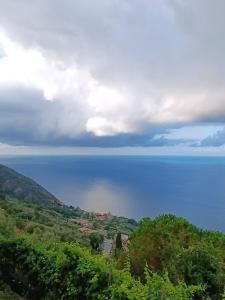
[
  {"left": 0, "top": 237, "right": 200, "bottom": 300},
  {"left": 89, "top": 232, "right": 104, "bottom": 251},
  {"left": 128, "top": 214, "right": 225, "bottom": 299}
]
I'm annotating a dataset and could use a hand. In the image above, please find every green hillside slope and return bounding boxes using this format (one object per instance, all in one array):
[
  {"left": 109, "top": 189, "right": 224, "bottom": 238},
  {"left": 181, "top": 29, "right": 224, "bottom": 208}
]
[
  {"left": 0, "top": 164, "right": 136, "bottom": 240},
  {"left": 0, "top": 164, "right": 60, "bottom": 207}
]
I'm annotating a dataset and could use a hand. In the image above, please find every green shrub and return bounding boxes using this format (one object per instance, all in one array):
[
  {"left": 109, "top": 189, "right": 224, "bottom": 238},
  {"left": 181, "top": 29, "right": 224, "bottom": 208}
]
[
  {"left": 0, "top": 237, "right": 200, "bottom": 300},
  {"left": 128, "top": 214, "right": 225, "bottom": 299},
  {"left": 89, "top": 232, "right": 104, "bottom": 251}
]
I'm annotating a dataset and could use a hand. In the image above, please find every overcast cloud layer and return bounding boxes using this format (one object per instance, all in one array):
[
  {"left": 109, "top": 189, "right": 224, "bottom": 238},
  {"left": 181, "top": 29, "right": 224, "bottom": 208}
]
[{"left": 0, "top": 0, "right": 225, "bottom": 149}]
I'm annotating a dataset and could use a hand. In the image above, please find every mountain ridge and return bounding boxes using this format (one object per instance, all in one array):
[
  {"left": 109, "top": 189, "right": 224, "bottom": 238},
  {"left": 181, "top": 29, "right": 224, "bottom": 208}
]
[{"left": 0, "top": 163, "right": 62, "bottom": 207}]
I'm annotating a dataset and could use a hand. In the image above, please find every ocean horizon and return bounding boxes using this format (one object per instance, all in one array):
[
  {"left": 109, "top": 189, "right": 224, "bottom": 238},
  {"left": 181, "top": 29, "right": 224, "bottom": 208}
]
[{"left": 0, "top": 155, "right": 225, "bottom": 232}]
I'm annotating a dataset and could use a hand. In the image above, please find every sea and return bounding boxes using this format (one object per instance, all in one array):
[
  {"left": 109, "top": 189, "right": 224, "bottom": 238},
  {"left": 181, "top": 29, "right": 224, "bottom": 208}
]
[{"left": 0, "top": 155, "right": 225, "bottom": 232}]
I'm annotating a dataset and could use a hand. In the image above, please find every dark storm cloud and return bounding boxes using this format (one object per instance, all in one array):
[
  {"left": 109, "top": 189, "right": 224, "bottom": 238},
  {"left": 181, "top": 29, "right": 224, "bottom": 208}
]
[
  {"left": 0, "top": 1, "right": 225, "bottom": 147},
  {"left": 0, "top": 85, "right": 185, "bottom": 147}
]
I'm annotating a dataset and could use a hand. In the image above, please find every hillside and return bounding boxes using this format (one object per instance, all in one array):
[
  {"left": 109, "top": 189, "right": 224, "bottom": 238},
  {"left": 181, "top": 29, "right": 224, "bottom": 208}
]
[
  {"left": 2, "top": 192, "right": 225, "bottom": 299},
  {"left": 0, "top": 193, "right": 204, "bottom": 299},
  {"left": 0, "top": 164, "right": 61, "bottom": 207},
  {"left": 0, "top": 163, "right": 136, "bottom": 238}
]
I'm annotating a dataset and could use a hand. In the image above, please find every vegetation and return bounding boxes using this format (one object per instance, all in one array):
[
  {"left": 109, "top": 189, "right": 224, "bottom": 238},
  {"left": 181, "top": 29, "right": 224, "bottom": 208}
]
[
  {"left": 0, "top": 163, "right": 136, "bottom": 239},
  {"left": 0, "top": 237, "right": 202, "bottom": 299},
  {"left": 0, "top": 164, "right": 225, "bottom": 299},
  {"left": 0, "top": 194, "right": 205, "bottom": 299},
  {"left": 0, "top": 196, "right": 90, "bottom": 247},
  {"left": 115, "top": 232, "right": 123, "bottom": 251},
  {"left": 0, "top": 164, "right": 61, "bottom": 207},
  {"left": 89, "top": 232, "right": 104, "bottom": 250},
  {"left": 0, "top": 195, "right": 203, "bottom": 299},
  {"left": 124, "top": 215, "right": 225, "bottom": 299}
]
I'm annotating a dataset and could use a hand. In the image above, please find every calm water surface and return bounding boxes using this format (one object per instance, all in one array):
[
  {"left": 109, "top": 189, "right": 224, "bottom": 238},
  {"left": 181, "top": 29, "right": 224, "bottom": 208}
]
[{"left": 0, "top": 155, "right": 225, "bottom": 232}]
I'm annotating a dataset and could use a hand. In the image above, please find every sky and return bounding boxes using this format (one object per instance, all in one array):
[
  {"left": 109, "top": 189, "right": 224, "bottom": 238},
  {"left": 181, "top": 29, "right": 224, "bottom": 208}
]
[{"left": 0, "top": 0, "right": 225, "bottom": 155}]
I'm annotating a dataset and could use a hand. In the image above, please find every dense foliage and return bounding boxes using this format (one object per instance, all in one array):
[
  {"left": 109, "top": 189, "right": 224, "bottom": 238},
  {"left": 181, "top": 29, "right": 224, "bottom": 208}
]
[
  {"left": 89, "top": 232, "right": 104, "bottom": 250},
  {"left": 126, "top": 215, "right": 225, "bottom": 299},
  {"left": 115, "top": 232, "right": 123, "bottom": 251},
  {"left": 0, "top": 237, "right": 201, "bottom": 299}
]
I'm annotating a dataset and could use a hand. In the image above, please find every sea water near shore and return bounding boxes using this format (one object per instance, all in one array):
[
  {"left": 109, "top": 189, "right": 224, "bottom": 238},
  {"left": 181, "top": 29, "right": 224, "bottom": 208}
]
[{"left": 1, "top": 155, "right": 225, "bottom": 232}]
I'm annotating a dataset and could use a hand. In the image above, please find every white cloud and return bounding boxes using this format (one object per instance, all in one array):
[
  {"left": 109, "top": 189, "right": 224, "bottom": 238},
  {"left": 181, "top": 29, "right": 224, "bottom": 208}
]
[
  {"left": 86, "top": 117, "right": 134, "bottom": 136},
  {"left": 0, "top": 31, "right": 136, "bottom": 137}
]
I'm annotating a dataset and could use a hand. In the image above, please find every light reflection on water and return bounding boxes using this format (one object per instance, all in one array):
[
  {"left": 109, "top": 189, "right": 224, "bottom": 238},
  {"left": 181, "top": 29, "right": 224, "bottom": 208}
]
[{"left": 75, "top": 179, "right": 135, "bottom": 217}]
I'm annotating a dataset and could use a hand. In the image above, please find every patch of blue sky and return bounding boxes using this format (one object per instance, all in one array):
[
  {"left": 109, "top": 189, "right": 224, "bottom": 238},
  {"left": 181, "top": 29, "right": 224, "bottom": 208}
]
[{"left": 157, "top": 124, "right": 224, "bottom": 141}]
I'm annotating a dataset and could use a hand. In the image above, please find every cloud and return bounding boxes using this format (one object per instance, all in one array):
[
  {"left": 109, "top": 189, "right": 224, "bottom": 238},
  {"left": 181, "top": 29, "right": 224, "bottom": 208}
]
[
  {"left": 0, "top": 0, "right": 225, "bottom": 147},
  {"left": 196, "top": 127, "right": 225, "bottom": 147},
  {"left": 0, "top": 84, "right": 184, "bottom": 147},
  {"left": 0, "top": 32, "right": 143, "bottom": 139}
]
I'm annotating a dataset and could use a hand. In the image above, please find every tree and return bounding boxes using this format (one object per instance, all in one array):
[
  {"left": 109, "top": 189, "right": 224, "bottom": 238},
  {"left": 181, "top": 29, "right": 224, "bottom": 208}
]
[
  {"left": 115, "top": 232, "right": 123, "bottom": 250},
  {"left": 89, "top": 232, "right": 104, "bottom": 251},
  {"left": 0, "top": 192, "right": 6, "bottom": 200}
]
